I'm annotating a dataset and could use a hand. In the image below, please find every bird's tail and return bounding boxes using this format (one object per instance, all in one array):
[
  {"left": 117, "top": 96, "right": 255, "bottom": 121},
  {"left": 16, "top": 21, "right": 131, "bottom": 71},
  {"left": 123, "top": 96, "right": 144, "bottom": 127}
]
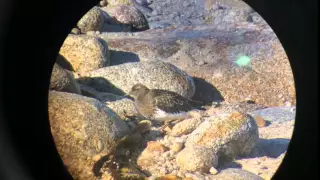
[
  {"left": 196, "top": 107, "right": 206, "bottom": 111},
  {"left": 189, "top": 99, "right": 205, "bottom": 109}
]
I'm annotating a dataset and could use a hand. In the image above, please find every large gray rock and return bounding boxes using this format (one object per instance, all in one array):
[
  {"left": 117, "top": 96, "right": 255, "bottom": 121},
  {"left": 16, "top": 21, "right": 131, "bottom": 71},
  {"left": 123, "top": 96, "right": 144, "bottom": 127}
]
[
  {"left": 48, "top": 91, "right": 130, "bottom": 180},
  {"left": 59, "top": 34, "right": 110, "bottom": 74},
  {"left": 185, "top": 112, "right": 259, "bottom": 163},
  {"left": 77, "top": 60, "right": 195, "bottom": 98},
  {"left": 101, "top": 5, "right": 149, "bottom": 31},
  {"left": 77, "top": 6, "right": 104, "bottom": 33},
  {"left": 49, "top": 63, "right": 81, "bottom": 94}
]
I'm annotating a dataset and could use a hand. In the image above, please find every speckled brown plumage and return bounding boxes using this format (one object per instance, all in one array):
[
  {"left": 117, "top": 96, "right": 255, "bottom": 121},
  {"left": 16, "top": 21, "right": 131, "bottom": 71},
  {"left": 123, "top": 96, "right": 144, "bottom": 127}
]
[{"left": 128, "top": 83, "right": 203, "bottom": 121}]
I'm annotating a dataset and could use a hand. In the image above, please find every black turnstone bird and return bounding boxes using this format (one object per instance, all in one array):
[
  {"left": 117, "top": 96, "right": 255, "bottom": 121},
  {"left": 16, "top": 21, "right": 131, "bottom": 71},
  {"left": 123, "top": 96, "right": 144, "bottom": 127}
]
[{"left": 127, "top": 83, "right": 205, "bottom": 131}]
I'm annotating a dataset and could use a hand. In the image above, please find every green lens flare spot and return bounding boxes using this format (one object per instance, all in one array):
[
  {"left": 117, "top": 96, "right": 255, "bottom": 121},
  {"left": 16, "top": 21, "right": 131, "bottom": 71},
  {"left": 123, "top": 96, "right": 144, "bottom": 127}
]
[{"left": 235, "top": 56, "right": 251, "bottom": 67}]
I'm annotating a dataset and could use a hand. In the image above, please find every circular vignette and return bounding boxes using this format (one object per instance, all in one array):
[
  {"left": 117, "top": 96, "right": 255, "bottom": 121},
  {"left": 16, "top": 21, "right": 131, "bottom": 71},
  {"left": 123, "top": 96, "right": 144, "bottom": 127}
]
[{"left": 0, "top": 0, "right": 317, "bottom": 180}]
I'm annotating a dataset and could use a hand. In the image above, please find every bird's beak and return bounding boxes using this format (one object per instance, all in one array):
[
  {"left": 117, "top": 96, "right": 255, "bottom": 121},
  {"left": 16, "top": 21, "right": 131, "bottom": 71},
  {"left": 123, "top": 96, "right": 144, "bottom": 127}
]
[{"left": 123, "top": 92, "right": 134, "bottom": 100}]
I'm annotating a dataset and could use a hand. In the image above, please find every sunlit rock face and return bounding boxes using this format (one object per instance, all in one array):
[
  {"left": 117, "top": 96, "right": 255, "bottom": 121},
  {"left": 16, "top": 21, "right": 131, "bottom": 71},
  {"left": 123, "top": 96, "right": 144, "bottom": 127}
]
[{"left": 97, "top": 25, "right": 294, "bottom": 107}]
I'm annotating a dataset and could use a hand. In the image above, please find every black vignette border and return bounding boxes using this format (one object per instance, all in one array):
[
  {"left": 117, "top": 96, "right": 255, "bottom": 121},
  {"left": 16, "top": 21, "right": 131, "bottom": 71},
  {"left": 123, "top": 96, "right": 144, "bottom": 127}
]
[
  {"left": 0, "top": 0, "right": 318, "bottom": 180},
  {"left": 0, "top": 0, "right": 100, "bottom": 179},
  {"left": 243, "top": 0, "right": 318, "bottom": 179}
]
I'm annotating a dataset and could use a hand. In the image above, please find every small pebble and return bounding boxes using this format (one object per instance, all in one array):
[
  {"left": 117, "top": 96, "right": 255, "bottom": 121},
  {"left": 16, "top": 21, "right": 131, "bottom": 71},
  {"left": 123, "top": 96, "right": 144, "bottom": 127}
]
[
  {"left": 253, "top": 160, "right": 261, "bottom": 165},
  {"left": 209, "top": 167, "right": 218, "bottom": 175},
  {"left": 159, "top": 168, "right": 167, "bottom": 175},
  {"left": 151, "top": 10, "right": 158, "bottom": 15},
  {"left": 285, "top": 101, "right": 292, "bottom": 107},
  {"left": 162, "top": 151, "right": 171, "bottom": 158},
  {"left": 71, "top": 28, "right": 80, "bottom": 35},
  {"left": 92, "top": 154, "right": 102, "bottom": 161},
  {"left": 86, "top": 31, "right": 96, "bottom": 36},
  {"left": 177, "top": 171, "right": 185, "bottom": 178},
  {"left": 254, "top": 115, "right": 268, "bottom": 127},
  {"left": 146, "top": 141, "right": 169, "bottom": 153},
  {"left": 197, "top": 60, "right": 205, "bottom": 66},
  {"left": 158, "top": 156, "right": 165, "bottom": 162},
  {"left": 171, "top": 170, "right": 178, "bottom": 175},
  {"left": 184, "top": 173, "right": 193, "bottom": 178},
  {"left": 171, "top": 142, "right": 184, "bottom": 153},
  {"left": 99, "top": 0, "right": 107, "bottom": 6}
]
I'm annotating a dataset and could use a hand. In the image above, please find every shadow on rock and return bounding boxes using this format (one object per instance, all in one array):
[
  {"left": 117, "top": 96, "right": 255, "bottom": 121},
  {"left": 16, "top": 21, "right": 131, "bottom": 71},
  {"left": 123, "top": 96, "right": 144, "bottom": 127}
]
[
  {"left": 248, "top": 138, "right": 290, "bottom": 158},
  {"left": 101, "top": 13, "right": 149, "bottom": 33},
  {"left": 109, "top": 50, "right": 141, "bottom": 66},
  {"left": 101, "top": 24, "right": 131, "bottom": 33},
  {"left": 191, "top": 77, "right": 224, "bottom": 105},
  {"left": 56, "top": 54, "right": 74, "bottom": 72},
  {"left": 92, "top": 155, "right": 110, "bottom": 177},
  {"left": 218, "top": 161, "right": 243, "bottom": 169},
  {"left": 79, "top": 83, "right": 133, "bottom": 102},
  {"left": 77, "top": 77, "right": 127, "bottom": 97}
]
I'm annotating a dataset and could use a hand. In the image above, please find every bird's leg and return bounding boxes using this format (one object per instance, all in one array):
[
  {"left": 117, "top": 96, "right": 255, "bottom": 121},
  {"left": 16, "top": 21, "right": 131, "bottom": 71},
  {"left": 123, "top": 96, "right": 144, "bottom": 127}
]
[
  {"left": 123, "top": 110, "right": 129, "bottom": 118},
  {"left": 123, "top": 110, "right": 137, "bottom": 121},
  {"left": 158, "top": 118, "right": 185, "bottom": 133},
  {"left": 158, "top": 120, "right": 170, "bottom": 132}
]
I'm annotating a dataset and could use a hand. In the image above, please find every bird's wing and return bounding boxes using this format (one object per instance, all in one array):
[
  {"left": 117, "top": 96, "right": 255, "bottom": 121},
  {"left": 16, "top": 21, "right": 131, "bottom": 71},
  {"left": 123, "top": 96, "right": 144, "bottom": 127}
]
[
  {"left": 188, "top": 99, "right": 205, "bottom": 107},
  {"left": 151, "top": 90, "right": 194, "bottom": 114}
]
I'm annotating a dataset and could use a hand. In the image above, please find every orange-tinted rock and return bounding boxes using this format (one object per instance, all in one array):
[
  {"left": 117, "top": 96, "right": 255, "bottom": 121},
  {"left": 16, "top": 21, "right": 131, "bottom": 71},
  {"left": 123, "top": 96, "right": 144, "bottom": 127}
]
[
  {"left": 146, "top": 141, "right": 169, "bottom": 153},
  {"left": 185, "top": 112, "right": 259, "bottom": 162},
  {"left": 254, "top": 116, "right": 267, "bottom": 127}
]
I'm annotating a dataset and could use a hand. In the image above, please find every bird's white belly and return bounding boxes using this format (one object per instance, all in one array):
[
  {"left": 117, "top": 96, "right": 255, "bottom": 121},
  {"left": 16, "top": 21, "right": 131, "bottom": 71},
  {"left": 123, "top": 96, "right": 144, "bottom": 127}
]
[{"left": 153, "top": 108, "right": 189, "bottom": 121}]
